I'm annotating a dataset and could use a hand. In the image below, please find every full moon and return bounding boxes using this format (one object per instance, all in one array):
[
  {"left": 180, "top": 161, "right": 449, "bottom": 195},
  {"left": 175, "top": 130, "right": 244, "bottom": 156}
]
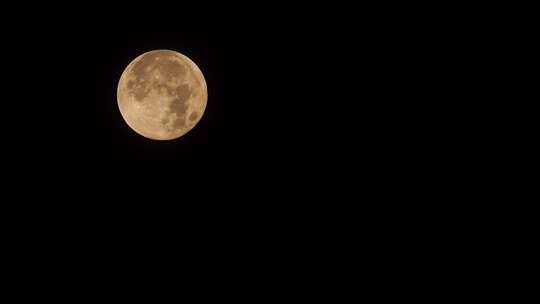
[{"left": 117, "top": 49, "right": 207, "bottom": 140}]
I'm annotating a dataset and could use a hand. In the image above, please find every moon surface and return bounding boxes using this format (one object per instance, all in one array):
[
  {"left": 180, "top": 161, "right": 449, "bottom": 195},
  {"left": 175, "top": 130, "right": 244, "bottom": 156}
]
[{"left": 117, "top": 49, "right": 207, "bottom": 140}]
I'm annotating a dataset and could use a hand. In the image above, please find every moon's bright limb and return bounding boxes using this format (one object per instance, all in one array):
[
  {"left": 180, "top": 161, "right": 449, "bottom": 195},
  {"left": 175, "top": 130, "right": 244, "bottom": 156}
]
[{"left": 117, "top": 49, "right": 207, "bottom": 140}]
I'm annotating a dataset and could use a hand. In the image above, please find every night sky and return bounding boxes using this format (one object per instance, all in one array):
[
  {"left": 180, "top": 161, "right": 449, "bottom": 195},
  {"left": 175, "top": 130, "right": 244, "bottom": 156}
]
[
  {"left": 0, "top": 6, "right": 472, "bottom": 259},
  {"left": 2, "top": 8, "right": 444, "bottom": 178}
]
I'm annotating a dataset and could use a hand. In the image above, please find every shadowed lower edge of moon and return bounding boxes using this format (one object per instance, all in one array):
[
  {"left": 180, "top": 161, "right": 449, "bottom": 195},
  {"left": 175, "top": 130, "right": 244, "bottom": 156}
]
[{"left": 117, "top": 50, "right": 207, "bottom": 140}]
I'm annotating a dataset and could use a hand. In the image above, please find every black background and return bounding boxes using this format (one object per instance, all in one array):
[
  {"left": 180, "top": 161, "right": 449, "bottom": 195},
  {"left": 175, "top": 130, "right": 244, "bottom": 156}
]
[
  {"left": 10, "top": 17, "right": 339, "bottom": 163},
  {"left": 0, "top": 5, "right": 499, "bottom": 287},
  {"left": 0, "top": 6, "right": 478, "bottom": 203}
]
